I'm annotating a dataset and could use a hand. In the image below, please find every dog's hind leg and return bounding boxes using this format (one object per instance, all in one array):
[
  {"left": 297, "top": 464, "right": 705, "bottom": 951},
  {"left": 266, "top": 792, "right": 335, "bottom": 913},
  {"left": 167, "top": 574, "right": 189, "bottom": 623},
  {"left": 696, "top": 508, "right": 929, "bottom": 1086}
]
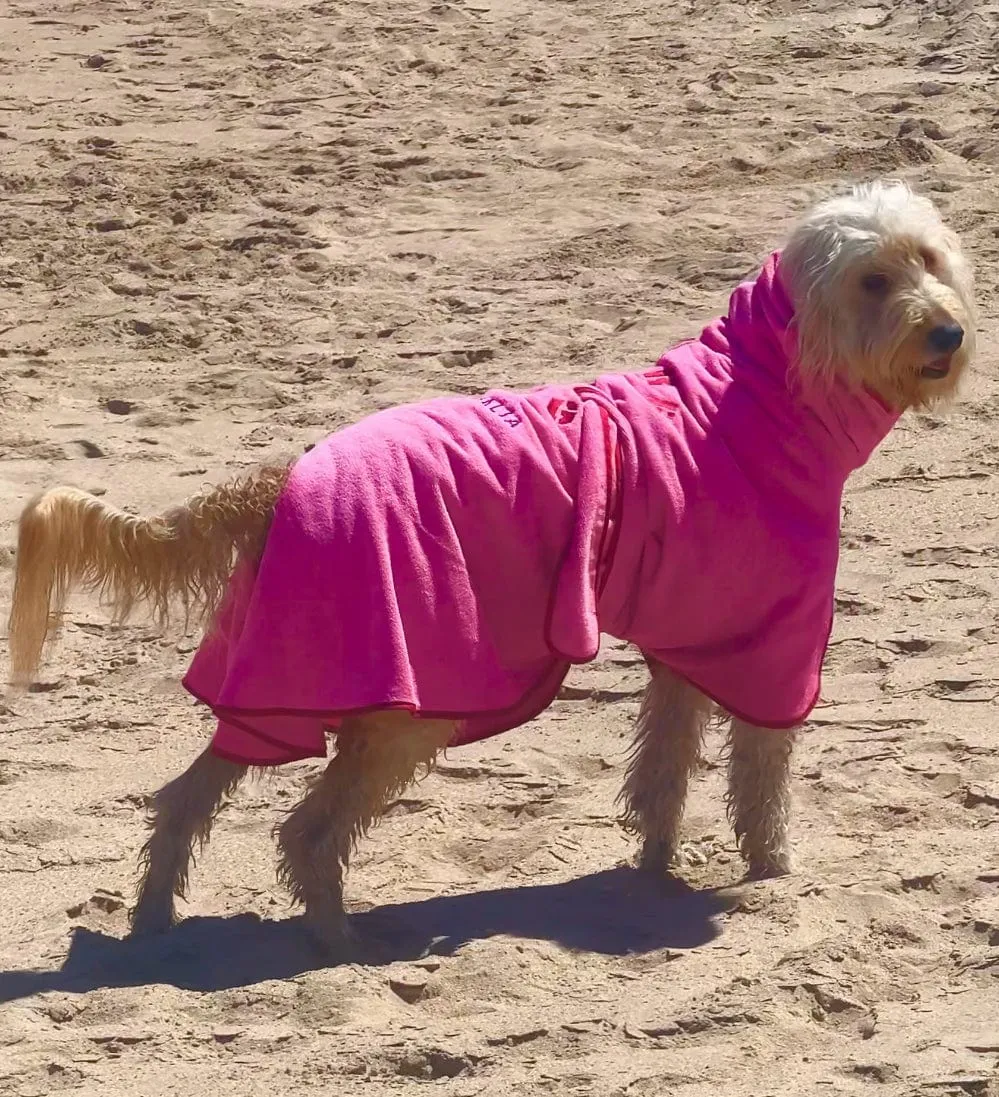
[
  {"left": 724, "top": 719, "right": 795, "bottom": 878},
  {"left": 130, "top": 748, "right": 248, "bottom": 935},
  {"left": 275, "top": 712, "right": 455, "bottom": 955},
  {"left": 619, "top": 662, "right": 714, "bottom": 875}
]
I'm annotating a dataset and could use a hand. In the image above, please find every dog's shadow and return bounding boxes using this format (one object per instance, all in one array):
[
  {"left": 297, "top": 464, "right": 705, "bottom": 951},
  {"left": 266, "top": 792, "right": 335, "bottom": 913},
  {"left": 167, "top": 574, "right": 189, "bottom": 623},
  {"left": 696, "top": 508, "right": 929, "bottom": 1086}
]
[{"left": 0, "top": 867, "right": 737, "bottom": 1003}]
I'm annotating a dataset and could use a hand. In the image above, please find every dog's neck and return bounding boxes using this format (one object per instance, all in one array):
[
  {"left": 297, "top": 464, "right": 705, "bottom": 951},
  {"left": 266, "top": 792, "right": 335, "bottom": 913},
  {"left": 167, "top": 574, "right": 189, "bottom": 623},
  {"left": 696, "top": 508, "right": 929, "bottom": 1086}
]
[{"left": 709, "top": 251, "right": 901, "bottom": 475}]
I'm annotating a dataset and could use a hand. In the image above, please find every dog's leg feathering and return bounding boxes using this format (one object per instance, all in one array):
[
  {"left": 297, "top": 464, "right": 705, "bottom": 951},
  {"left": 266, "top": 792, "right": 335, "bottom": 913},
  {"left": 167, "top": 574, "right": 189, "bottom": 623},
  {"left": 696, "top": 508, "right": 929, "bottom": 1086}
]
[
  {"left": 619, "top": 663, "right": 714, "bottom": 875},
  {"left": 724, "top": 718, "right": 796, "bottom": 878},
  {"left": 131, "top": 748, "right": 248, "bottom": 935},
  {"left": 6, "top": 467, "right": 289, "bottom": 686},
  {"left": 275, "top": 713, "right": 455, "bottom": 956}
]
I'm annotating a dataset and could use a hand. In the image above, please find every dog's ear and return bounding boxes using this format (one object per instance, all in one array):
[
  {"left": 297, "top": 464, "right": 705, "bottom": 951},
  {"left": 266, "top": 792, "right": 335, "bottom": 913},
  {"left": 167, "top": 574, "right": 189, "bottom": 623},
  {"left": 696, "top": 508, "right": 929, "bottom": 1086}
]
[
  {"left": 779, "top": 226, "right": 850, "bottom": 386},
  {"left": 787, "top": 276, "right": 844, "bottom": 384}
]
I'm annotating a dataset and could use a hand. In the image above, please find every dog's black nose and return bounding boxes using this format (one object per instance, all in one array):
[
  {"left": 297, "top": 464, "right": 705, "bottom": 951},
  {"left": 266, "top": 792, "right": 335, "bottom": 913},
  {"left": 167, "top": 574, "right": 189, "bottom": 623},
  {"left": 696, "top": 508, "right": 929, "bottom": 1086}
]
[{"left": 927, "top": 324, "right": 964, "bottom": 353}]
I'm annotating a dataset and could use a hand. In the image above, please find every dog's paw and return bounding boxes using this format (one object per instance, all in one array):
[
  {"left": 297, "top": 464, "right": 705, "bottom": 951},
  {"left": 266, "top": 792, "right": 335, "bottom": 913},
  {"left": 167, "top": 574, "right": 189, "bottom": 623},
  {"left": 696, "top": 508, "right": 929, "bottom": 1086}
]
[
  {"left": 129, "top": 901, "right": 177, "bottom": 937},
  {"left": 639, "top": 838, "right": 714, "bottom": 877},
  {"left": 637, "top": 839, "right": 676, "bottom": 877},
  {"left": 745, "top": 856, "right": 792, "bottom": 880},
  {"left": 303, "top": 911, "right": 360, "bottom": 962}
]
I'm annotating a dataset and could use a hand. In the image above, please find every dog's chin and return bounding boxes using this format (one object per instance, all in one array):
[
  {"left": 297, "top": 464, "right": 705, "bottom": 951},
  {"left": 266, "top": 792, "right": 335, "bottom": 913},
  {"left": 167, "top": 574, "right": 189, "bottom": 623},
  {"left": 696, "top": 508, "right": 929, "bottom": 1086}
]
[
  {"left": 920, "top": 356, "right": 954, "bottom": 381},
  {"left": 908, "top": 352, "right": 965, "bottom": 409},
  {"left": 864, "top": 352, "right": 965, "bottom": 411}
]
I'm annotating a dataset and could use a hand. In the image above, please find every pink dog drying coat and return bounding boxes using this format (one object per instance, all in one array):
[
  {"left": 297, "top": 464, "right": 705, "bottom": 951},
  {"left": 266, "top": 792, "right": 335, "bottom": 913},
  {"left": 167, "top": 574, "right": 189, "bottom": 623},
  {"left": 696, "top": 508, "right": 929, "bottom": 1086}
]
[{"left": 184, "top": 253, "right": 899, "bottom": 766}]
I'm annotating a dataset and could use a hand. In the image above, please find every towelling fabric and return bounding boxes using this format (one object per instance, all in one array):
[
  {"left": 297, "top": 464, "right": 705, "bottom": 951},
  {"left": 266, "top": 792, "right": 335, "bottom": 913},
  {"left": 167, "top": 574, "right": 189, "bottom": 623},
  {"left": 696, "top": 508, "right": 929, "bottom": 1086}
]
[{"left": 185, "top": 252, "right": 900, "bottom": 766}]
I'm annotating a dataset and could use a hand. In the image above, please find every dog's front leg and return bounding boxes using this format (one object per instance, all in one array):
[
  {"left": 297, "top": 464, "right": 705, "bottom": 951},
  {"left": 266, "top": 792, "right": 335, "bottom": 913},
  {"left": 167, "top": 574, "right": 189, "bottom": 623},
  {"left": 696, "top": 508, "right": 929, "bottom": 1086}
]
[
  {"left": 724, "top": 718, "right": 796, "bottom": 878},
  {"left": 619, "top": 662, "right": 714, "bottom": 875},
  {"left": 275, "top": 713, "right": 455, "bottom": 956},
  {"left": 131, "top": 748, "right": 248, "bottom": 935}
]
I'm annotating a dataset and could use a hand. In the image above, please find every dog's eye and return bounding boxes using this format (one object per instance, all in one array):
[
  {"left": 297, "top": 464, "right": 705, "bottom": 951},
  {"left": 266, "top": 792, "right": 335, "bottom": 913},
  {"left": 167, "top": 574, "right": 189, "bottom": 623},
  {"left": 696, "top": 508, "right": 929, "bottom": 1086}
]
[{"left": 861, "top": 273, "right": 891, "bottom": 297}]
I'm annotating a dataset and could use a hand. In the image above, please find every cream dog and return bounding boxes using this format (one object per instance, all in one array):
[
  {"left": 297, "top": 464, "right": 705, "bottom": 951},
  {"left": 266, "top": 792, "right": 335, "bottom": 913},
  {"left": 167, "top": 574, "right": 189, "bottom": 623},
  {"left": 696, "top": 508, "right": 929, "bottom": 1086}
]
[{"left": 6, "top": 180, "right": 975, "bottom": 954}]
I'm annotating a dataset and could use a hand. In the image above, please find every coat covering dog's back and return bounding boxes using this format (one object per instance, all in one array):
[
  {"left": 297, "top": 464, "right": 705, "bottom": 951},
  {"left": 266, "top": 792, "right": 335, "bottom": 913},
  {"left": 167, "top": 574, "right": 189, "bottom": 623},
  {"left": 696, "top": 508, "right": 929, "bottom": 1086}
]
[{"left": 187, "top": 252, "right": 900, "bottom": 766}]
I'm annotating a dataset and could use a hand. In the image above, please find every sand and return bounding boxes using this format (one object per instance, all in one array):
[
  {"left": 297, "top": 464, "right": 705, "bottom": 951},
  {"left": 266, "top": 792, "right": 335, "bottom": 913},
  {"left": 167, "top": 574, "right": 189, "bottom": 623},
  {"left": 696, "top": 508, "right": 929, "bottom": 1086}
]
[{"left": 1, "top": 0, "right": 998, "bottom": 1093}]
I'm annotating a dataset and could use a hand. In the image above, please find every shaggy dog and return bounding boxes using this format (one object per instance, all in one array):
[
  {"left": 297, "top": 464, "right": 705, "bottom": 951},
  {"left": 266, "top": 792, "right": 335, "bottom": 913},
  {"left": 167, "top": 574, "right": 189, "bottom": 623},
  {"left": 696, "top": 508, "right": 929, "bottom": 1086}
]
[{"left": 6, "top": 180, "right": 975, "bottom": 954}]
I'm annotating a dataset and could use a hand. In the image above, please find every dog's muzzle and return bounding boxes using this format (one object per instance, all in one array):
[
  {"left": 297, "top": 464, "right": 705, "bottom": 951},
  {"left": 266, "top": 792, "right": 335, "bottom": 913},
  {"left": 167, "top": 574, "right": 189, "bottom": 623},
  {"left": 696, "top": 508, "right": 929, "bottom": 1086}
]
[{"left": 921, "top": 324, "right": 963, "bottom": 378}]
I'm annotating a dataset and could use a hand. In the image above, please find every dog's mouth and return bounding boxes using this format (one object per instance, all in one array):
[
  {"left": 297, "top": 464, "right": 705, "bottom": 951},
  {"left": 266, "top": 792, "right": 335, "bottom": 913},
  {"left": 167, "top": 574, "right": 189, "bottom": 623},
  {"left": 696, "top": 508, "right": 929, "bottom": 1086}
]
[{"left": 920, "top": 358, "right": 952, "bottom": 380}]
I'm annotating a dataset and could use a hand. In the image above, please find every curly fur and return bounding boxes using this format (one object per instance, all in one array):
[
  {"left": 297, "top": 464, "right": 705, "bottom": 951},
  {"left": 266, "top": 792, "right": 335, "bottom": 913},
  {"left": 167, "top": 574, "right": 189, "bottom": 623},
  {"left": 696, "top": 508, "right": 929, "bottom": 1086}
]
[
  {"left": 274, "top": 712, "right": 455, "bottom": 952},
  {"left": 618, "top": 666, "right": 715, "bottom": 873},
  {"left": 722, "top": 719, "right": 796, "bottom": 877},
  {"left": 131, "top": 749, "right": 249, "bottom": 936}
]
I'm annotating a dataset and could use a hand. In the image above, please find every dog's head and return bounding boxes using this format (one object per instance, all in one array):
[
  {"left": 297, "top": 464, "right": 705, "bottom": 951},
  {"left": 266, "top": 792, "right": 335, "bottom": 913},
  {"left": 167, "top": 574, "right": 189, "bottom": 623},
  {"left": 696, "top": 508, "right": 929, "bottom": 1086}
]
[{"left": 779, "top": 180, "right": 975, "bottom": 411}]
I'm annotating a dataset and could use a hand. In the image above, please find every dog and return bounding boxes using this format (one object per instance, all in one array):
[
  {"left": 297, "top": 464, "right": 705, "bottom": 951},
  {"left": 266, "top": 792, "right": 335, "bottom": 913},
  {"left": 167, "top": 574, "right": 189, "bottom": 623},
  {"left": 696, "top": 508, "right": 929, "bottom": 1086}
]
[{"left": 5, "top": 179, "right": 975, "bottom": 954}]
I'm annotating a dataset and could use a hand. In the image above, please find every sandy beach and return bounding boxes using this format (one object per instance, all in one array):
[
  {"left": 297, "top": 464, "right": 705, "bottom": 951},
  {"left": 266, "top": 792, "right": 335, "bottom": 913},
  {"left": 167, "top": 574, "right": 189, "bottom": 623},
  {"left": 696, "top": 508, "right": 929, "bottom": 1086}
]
[{"left": 1, "top": 0, "right": 998, "bottom": 1093}]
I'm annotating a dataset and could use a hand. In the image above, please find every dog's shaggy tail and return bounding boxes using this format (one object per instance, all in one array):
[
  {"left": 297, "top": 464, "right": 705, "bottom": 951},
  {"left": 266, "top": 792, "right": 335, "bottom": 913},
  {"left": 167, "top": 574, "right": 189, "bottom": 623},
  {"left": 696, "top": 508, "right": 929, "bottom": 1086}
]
[{"left": 7, "top": 466, "right": 290, "bottom": 687}]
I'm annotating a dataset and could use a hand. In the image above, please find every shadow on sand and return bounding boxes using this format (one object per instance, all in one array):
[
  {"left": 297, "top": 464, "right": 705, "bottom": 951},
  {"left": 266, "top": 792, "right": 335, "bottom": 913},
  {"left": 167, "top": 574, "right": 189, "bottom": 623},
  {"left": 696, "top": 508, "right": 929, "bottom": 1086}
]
[{"left": 0, "top": 866, "right": 739, "bottom": 1002}]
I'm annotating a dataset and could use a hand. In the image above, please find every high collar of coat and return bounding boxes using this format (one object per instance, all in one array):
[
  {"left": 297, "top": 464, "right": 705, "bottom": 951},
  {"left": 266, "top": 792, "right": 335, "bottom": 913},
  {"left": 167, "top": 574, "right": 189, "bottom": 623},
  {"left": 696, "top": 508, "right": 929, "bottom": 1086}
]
[{"left": 707, "top": 250, "right": 902, "bottom": 476}]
